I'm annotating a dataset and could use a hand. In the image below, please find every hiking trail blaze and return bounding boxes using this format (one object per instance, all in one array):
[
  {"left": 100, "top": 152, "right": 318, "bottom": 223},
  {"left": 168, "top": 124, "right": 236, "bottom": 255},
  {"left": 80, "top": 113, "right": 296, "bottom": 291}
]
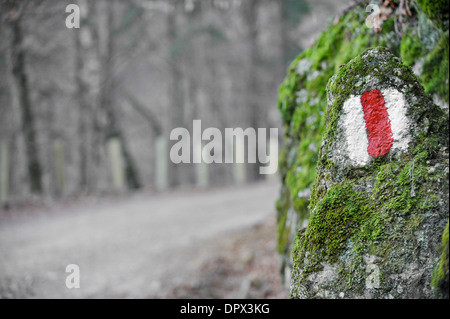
[{"left": 361, "top": 90, "right": 394, "bottom": 157}]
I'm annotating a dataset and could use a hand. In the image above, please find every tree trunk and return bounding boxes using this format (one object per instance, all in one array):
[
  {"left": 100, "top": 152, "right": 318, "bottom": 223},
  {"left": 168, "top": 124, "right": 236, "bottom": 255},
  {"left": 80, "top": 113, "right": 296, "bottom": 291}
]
[
  {"left": 187, "top": 73, "right": 199, "bottom": 185},
  {"left": 98, "top": 0, "right": 141, "bottom": 190},
  {"left": 242, "top": 0, "right": 262, "bottom": 182},
  {"left": 9, "top": 10, "right": 43, "bottom": 194},
  {"left": 166, "top": 0, "right": 184, "bottom": 187},
  {"left": 74, "top": 3, "right": 90, "bottom": 192},
  {"left": 0, "top": 142, "right": 10, "bottom": 208},
  {"left": 278, "top": 0, "right": 289, "bottom": 76}
]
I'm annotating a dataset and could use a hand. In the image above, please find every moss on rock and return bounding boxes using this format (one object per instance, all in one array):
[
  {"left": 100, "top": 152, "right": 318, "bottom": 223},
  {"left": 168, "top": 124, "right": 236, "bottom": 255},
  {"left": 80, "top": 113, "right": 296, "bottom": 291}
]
[
  {"left": 421, "top": 33, "right": 449, "bottom": 104},
  {"left": 432, "top": 220, "right": 449, "bottom": 298},
  {"left": 289, "top": 48, "right": 449, "bottom": 299},
  {"left": 276, "top": 0, "right": 450, "bottom": 287},
  {"left": 417, "top": 0, "right": 449, "bottom": 31}
]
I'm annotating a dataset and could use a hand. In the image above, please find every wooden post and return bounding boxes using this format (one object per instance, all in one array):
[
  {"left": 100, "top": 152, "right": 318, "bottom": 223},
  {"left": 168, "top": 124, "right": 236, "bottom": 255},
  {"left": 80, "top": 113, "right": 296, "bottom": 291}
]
[
  {"left": 107, "top": 137, "right": 125, "bottom": 191},
  {"left": 195, "top": 140, "right": 209, "bottom": 188},
  {"left": 233, "top": 135, "right": 246, "bottom": 185},
  {"left": 0, "top": 142, "right": 10, "bottom": 206},
  {"left": 54, "top": 139, "right": 65, "bottom": 195},
  {"left": 155, "top": 136, "right": 168, "bottom": 191}
]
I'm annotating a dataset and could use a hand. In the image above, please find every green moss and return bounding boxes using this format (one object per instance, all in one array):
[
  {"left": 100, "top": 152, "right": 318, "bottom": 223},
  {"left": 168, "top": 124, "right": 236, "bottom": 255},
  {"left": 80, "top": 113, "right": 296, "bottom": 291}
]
[
  {"left": 277, "top": 0, "right": 449, "bottom": 285},
  {"left": 296, "top": 182, "right": 374, "bottom": 264},
  {"left": 432, "top": 220, "right": 449, "bottom": 297},
  {"left": 417, "top": 0, "right": 450, "bottom": 30},
  {"left": 291, "top": 144, "right": 448, "bottom": 297},
  {"left": 278, "top": 60, "right": 301, "bottom": 125},
  {"left": 421, "top": 33, "right": 449, "bottom": 103},
  {"left": 288, "top": 44, "right": 449, "bottom": 297},
  {"left": 400, "top": 31, "right": 424, "bottom": 66},
  {"left": 276, "top": 187, "right": 292, "bottom": 254},
  {"left": 276, "top": 5, "right": 381, "bottom": 269},
  {"left": 324, "top": 47, "right": 420, "bottom": 155},
  {"left": 295, "top": 149, "right": 442, "bottom": 257}
]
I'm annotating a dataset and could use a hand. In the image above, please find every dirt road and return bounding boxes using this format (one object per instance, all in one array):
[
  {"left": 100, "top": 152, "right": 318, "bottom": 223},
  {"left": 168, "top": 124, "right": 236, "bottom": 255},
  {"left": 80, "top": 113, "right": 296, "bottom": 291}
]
[{"left": 0, "top": 181, "right": 283, "bottom": 298}]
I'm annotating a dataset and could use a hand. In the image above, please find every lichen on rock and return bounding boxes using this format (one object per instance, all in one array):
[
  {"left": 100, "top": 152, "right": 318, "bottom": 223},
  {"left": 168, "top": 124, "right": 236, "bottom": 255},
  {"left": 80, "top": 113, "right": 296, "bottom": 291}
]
[{"left": 289, "top": 47, "right": 449, "bottom": 299}]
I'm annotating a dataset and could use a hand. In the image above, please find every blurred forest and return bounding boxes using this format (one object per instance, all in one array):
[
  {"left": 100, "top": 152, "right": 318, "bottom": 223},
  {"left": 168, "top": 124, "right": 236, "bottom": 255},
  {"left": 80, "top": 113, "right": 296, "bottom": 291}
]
[{"left": 0, "top": 0, "right": 346, "bottom": 206}]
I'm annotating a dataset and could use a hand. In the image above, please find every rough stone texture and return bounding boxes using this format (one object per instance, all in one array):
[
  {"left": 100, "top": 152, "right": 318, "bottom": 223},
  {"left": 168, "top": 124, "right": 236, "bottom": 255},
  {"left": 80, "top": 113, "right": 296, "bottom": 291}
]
[
  {"left": 431, "top": 220, "right": 449, "bottom": 298},
  {"left": 276, "top": 0, "right": 449, "bottom": 288},
  {"left": 289, "top": 47, "right": 449, "bottom": 299}
]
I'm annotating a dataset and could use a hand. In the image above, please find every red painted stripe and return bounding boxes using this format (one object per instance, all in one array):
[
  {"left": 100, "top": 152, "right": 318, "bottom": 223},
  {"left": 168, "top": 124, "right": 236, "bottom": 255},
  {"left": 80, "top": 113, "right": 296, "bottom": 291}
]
[{"left": 360, "top": 90, "right": 393, "bottom": 157}]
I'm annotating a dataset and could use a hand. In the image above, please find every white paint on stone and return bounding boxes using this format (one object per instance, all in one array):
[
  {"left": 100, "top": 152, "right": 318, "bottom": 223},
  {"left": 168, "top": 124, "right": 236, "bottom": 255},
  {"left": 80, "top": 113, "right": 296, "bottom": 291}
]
[
  {"left": 341, "top": 95, "right": 370, "bottom": 166},
  {"left": 382, "top": 88, "right": 411, "bottom": 153},
  {"left": 339, "top": 88, "right": 411, "bottom": 166}
]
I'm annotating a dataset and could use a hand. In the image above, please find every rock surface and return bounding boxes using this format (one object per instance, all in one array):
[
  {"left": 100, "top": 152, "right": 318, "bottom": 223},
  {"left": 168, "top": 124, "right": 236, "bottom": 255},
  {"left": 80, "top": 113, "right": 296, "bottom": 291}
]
[
  {"left": 276, "top": 0, "right": 449, "bottom": 293},
  {"left": 289, "top": 47, "right": 449, "bottom": 299}
]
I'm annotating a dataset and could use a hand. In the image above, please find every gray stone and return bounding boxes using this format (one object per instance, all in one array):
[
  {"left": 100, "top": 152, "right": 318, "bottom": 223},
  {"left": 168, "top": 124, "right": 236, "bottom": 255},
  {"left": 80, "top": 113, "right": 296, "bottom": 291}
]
[{"left": 290, "top": 48, "right": 449, "bottom": 299}]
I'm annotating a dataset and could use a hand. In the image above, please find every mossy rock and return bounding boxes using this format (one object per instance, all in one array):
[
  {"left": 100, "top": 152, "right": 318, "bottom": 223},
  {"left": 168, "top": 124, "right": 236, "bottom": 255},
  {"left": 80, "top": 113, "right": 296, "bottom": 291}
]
[
  {"left": 421, "top": 33, "right": 449, "bottom": 105},
  {"left": 289, "top": 48, "right": 449, "bottom": 299},
  {"left": 416, "top": 0, "right": 449, "bottom": 31},
  {"left": 276, "top": 0, "right": 449, "bottom": 287},
  {"left": 432, "top": 220, "right": 449, "bottom": 298}
]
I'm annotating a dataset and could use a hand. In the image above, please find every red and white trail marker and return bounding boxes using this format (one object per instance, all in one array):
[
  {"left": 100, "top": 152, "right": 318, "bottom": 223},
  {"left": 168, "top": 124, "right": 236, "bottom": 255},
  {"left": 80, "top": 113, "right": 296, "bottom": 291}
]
[{"left": 341, "top": 88, "right": 411, "bottom": 166}]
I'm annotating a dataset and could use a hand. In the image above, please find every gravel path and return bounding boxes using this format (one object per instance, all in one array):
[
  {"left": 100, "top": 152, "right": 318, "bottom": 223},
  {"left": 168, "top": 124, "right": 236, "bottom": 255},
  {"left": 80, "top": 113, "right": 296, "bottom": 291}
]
[{"left": 0, "top": 181, "right": 282, "bottom": 299}]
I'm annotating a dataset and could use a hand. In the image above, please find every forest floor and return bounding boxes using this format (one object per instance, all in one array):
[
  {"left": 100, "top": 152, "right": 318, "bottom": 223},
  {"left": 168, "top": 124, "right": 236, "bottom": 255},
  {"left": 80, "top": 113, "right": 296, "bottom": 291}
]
[
  {"left": 0, "top": 181, "right": 287, "bottom": 299},
  {"left": 153, "top": 217, "right": 288, "bottom": 299}
]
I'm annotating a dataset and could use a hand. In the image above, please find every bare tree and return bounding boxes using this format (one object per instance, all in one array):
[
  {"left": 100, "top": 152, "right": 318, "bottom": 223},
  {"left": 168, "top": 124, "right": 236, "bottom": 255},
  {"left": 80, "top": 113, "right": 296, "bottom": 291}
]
[
  {"left": 165, "top": 0, "right": 185, "bottom": 187},
  {"left": 0, "top": 0, "right": 315, "bottom": 203},
  {"left": 74, "top": 0, "right": 92, "bottom": 192},
  {"left": 97, "top": 0, "right": 141, "bottom": 190},
  {"left": 7, "top": 1, "right": 43, "bottom": 194},
  {"left": 242, "top": 0, "right": 262, "bottom": 181}
]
